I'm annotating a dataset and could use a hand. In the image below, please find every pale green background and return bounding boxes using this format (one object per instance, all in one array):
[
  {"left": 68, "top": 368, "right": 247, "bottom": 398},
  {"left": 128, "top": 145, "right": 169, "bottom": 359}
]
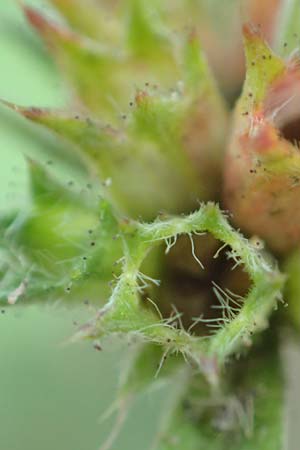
[{"left": 0, "top": 2, "right": 300, "bottom": 450}]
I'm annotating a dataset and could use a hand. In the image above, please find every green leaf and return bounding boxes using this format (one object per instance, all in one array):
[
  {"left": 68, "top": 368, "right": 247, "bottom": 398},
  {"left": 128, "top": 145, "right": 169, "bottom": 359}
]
[
  {"left": 23, "top": 5, "right": 125, "bottom": 120},
  {"left": 241, "top": 23, "right": 285, "bottom": 111},
  {"left": 183, "top": 30, "right": 217, "bottom": 96},
  {"left": 68, "top": 197, "right": 123, "bottom": 284},
  {"left": 154, "top": 340, "right": 285, "bottom": 450},
  {"left": 131, "top": 89, "right": 200, "bottom": 192},
  {"left": 27, "top": 157, "right": 88, "bottom": 208},
  {"left": 0, "top": 161, "right": 123, "bottom": 304},
  {"left": 49, "top": 0, "right": 118, "bottom": 42},
  {"left": 21, "top": 159, "right": 98, "bottom": 264},
  {"left": 126, "top": 0, "right": 173, "bottom": 62}
]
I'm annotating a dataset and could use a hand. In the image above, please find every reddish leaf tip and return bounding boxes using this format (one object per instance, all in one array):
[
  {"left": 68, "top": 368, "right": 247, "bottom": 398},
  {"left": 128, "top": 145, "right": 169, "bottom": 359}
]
[
  {"left": 242, "top": 22, "right": 260, "bottom": 40},
  {"left": 22, "top": 4, "right": 76, "bottom": 43},
  {"left": 22, "top": 5, "right": 50, "bottom": 33},
  {"left": 187, "top": 27, "right": 199, "bottom": 44},
  {"left": 135, "top": 90, "right": 149, "bottom": 106},
  {"left": 0, "top": 99, "right": 46, "bottom": 120}
]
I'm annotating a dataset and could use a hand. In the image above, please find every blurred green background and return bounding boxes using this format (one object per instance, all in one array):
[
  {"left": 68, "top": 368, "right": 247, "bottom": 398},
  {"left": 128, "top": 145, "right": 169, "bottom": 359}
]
[
  {"left": 1, "top": 2, "right": 300, "bottom": 450},
  {"left": 0, "top": 2, "right": 167, "bottom": 449}
]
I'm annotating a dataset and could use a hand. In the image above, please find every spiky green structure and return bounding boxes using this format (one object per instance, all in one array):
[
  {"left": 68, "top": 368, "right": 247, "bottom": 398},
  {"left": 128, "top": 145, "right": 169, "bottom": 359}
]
[{"left": 2, "top": 1, "right": 300, "bottom": 449}]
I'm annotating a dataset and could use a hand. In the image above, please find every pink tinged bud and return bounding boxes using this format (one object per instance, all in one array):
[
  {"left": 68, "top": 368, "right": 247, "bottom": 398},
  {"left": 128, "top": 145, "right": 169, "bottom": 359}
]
[{"left": 224, "top": 24, "right": 300, "bottom": 254}]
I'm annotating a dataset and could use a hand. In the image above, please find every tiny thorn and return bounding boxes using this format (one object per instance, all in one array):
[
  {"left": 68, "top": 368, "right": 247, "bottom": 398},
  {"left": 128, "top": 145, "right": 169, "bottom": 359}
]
[{"left": 0, "top": 99, "right": 44, "bottom": 119}]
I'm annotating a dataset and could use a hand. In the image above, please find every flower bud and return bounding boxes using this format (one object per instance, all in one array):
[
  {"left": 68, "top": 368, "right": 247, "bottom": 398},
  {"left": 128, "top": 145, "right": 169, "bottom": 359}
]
[{"left": 224, "top": 24, "right": 300, "bottom": 254}]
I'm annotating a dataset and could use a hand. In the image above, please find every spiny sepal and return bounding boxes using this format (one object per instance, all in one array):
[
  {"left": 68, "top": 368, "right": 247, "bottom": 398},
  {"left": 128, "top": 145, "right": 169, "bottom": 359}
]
[
  {"left": 20, "top": 4, "right": 228, "bottom": 218},
  {"left": 0, "top": 162, "right": 123, "bottom": 304},
  {"left": 4, "top": 93, "right": 225, "bottom": 219},
  {"left": 75, "top": 203, "right": 284, "bottom": 384}
]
